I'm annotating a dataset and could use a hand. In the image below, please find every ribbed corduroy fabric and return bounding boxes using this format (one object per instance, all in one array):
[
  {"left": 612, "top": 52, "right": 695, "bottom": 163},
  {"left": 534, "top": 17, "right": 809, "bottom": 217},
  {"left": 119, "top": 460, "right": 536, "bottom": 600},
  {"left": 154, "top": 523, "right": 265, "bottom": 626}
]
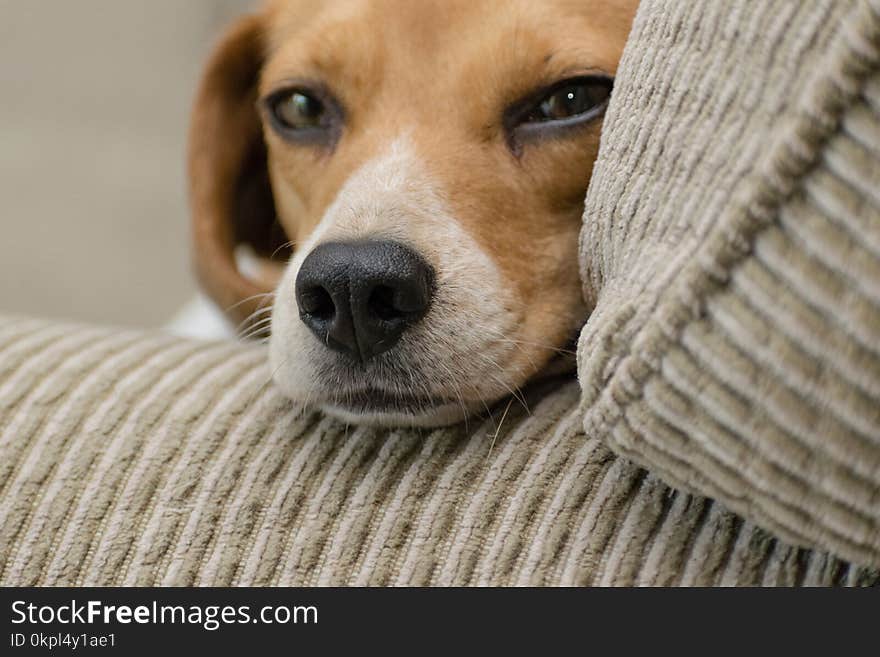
[
  {"left": 579, "top": 0, "right": 880, "bottom": 568},
  {"left": 0, "top": 316, "right": 877, "bottom": 586}
]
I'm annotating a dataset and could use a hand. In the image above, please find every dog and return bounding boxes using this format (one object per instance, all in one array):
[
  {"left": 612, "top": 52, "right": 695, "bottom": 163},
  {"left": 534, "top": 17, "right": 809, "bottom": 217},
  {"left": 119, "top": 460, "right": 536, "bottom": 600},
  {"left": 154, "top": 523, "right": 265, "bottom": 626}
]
[{"left": 189, "top": 0, "right": 638, "bottom": 427}]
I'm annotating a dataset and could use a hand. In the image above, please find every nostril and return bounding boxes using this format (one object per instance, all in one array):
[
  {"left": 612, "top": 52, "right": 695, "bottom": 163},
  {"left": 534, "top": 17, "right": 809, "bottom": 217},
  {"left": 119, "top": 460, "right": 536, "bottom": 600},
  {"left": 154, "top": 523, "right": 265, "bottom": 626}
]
[
  {"left": 299, "top": 286, "right": 335, "bottom": 321},
  {"left": 368, "top": 285, "right": 402, "bottom": 322}
]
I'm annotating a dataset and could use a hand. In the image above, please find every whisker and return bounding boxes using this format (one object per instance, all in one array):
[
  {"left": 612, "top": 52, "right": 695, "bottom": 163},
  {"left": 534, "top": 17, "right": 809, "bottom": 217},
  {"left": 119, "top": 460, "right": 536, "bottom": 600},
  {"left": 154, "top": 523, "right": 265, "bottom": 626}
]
[
  {"left": 473, "top": 351, "right": 530, "bottom": 415},
  {"left": 235, "top": 296, "right": 275, "bottom": 327},
  {"left": 234, "top": 300, "right": 275, "bottom": 332},
  {"left": 486, "top": 397, "right": 514, "bottom": 463},
  {"left": 238, "top": 322, "right": 273, "bottom": 341},
  {"left": 478, "top": 395, "right": 498, "bottom": 435},
  {"left": 434, "top": 358, "right": 470, "bottom": 432},
  {"left": 238, "top": 311, "right": 274, "bottom": 328},
  {"left": 237, "top": 316, "right": 274, "bottom": 342},
  {"left": 471, "top": 321, "right": 578, "bottom": 357},
  {"left": 225, "top": 292, "right": 276, "bottom": 315},
  {"left": 270, "top": 240, "right": 298, "bottom": 261},
  {"left": 236, "top": 307, "right": 274, "bottom": 332},
  {"left": 497, "top": 338, "right": 577, "bottom": 357}
]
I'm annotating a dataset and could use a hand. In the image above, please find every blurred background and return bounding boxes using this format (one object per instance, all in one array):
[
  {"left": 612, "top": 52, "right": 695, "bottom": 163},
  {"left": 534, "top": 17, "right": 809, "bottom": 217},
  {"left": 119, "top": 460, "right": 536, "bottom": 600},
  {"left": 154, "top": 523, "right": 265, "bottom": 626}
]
[{"left": 0, "top": 0, "right": 253, "bottom": 328}]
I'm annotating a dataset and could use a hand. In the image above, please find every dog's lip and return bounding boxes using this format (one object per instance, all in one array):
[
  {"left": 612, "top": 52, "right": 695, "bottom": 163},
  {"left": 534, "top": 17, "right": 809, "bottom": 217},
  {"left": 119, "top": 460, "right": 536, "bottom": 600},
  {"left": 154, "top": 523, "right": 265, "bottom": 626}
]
[{"left": 326, "top": 387, "right": 453, "bottom": 414}]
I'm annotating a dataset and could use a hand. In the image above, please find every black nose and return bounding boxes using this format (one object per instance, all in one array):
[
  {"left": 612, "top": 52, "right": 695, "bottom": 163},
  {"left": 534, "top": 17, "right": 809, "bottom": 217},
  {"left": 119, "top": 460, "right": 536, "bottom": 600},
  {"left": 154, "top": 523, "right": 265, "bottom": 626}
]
[{"left": 295, "top": 240, "right": 435, "bottom": 361}]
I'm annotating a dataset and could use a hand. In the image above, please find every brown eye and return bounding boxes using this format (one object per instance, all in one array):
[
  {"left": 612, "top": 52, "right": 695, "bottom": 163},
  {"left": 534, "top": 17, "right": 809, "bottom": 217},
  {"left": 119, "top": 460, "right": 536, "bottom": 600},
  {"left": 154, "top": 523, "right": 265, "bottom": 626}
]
[
  {"left": 263, "top": 85, "right": 344, "bottom": 146},
  {"left": 272, "top": 91, "right": 325, "bottom": 130},
  {"left": 523, "top": 76, "right": 613, "bottom": 124}
]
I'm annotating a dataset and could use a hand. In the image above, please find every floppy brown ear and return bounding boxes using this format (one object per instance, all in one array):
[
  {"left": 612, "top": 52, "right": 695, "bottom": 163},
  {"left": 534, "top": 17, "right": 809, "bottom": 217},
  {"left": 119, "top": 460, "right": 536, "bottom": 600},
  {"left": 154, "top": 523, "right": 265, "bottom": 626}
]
[{"left": 188, "top": 14, "right": 290, "bottom": 330}]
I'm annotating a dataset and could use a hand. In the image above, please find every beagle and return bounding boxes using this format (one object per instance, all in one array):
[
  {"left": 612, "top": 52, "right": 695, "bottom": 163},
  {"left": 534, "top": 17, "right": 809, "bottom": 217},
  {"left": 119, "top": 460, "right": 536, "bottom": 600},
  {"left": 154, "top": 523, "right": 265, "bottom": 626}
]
[{"left": 189, "top": 0, "right": 638, "bottom": 427}]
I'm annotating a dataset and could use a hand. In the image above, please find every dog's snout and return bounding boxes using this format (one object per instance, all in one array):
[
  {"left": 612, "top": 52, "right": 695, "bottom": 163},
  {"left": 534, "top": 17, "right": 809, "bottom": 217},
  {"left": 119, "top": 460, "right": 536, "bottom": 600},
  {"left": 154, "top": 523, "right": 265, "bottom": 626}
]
[{"left": 295, "top": 240, "right": 434, "bottom": 361}]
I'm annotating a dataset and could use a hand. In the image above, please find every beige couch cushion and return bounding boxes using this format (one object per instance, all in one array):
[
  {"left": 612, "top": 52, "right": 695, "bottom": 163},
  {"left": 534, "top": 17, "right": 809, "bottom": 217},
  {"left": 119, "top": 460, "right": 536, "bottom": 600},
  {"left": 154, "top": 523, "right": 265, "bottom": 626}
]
[
  {"left": 579, "top": 0, "right": 880, "bottom": 567},
  {"left": 0, "top": 316, "right": 877, "bottom": 586}
]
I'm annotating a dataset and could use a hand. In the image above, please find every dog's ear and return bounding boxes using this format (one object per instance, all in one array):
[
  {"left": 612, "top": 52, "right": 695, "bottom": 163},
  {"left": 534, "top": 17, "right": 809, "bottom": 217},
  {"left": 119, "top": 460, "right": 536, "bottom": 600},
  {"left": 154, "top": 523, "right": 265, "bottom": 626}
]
[{"left": 188, "top": 14, "right": 290, "bottom": 329}]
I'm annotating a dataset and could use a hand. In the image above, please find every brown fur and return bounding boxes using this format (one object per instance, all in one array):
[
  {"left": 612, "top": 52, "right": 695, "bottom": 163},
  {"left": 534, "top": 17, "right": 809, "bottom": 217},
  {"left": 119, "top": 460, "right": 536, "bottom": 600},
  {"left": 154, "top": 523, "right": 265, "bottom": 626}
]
[{"left": 190, "top": 0, "right": 637, "bottom": 368}]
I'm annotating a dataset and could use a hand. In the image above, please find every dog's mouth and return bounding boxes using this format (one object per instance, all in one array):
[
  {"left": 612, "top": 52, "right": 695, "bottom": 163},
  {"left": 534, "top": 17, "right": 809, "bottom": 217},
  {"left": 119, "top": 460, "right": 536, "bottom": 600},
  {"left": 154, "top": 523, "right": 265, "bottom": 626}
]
[{"left": 325, "top": 386, "right": 454, "bottom": 415}]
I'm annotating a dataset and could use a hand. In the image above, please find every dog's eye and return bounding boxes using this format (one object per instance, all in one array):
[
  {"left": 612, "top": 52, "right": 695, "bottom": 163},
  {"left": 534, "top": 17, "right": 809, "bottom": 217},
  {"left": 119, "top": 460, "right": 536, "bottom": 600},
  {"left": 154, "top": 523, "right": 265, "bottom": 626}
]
[
  {"left": 262, "top": 85, "right": 344, "bottom": 145},
  {"left": 504, "top": 75, "right": 613, "bottom": 154},
  {"left": 271, "top": 91, "right": 326, "bottom": 130},
  {"left": 524, "top": 77, "right": 613, "bottom": 124}
]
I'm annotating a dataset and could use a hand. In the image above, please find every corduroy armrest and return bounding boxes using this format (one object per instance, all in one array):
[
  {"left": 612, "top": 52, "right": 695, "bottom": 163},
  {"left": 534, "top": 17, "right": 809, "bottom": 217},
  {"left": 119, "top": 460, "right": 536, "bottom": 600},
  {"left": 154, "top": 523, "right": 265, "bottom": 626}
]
[
  {"left": 0, "top": 315, "right": 877, "bottom": 585},
  {"left": 579, "top": 0, "right": 880, "bottom": 567}
]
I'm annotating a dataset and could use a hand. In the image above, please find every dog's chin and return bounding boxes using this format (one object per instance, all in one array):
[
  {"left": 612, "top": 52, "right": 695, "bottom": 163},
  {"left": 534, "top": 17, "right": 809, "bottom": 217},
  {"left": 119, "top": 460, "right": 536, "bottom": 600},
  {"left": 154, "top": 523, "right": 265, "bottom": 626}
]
[
  {"left": 310, "top": 386, "right": 471, "bottom": 428},
  {"left": 320, "top": 399, "right": 471, "bottom": 428}
]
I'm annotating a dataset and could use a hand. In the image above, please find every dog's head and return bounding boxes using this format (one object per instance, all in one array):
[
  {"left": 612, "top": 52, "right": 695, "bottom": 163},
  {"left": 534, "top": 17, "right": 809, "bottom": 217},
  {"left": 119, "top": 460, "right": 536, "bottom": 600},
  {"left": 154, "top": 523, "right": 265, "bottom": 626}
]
[{"left": 189, "top": 0, "right": 637, "bottom": 426}]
